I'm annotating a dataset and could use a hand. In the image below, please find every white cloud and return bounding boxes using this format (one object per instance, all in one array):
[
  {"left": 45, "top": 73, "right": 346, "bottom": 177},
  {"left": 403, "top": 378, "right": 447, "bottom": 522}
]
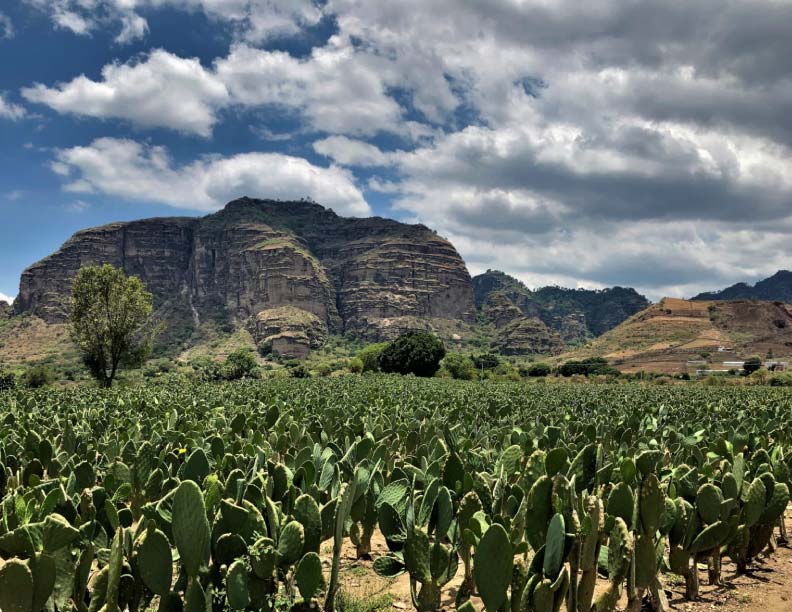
[
  {"left": 64, "top": 200, "right": 90, "bottom": 213},
  {"left": 52, "top": 137, "right": 371, "bottom": 217},
  {"left": 23, "top": 40, "right": 407, "bottom": 137},
  {"left": 0, "top": 94, "right": 26, "bottom": 120},
  {"left": 216, "top": 41, "right": 404, "bottom": 136},
  {"left": 25, "top": 0, "right": 322, "bottom": 44},
  {"left": 313, "top": 136, "right": 393, "bottom": 167},
  {"left": 0, "top": 293, "right": 13, "bottom": 305},
  {"left": 22, "top": 50, "right": 229, "bottom": 136},
  {"left": 18, "top": 0, "right": 792, "bottom": 295},
  {"left": 0, "top": 12, "right": 13, "bottom": 39}
]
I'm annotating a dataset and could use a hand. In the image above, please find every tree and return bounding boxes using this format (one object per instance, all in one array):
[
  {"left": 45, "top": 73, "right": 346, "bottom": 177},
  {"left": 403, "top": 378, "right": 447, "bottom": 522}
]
[
  {"left": 472, "top": 353, "right": 500, "bottom": 370},
  {"left": 743, "top": 355, "right": 762, "bottom": 375},
  {"left": 379, "top": 331, "right": 446, "bottom": 377},
  {"left": 69, "top": 264, "right": 157, "bottom": 387},
  {"left": 357, "top": 342, "right": 389, "bottom": 373},
  {"left": 223, "top": 348, "right": 260, "bottom": 380},
  {"left": 525, "top": 362, "right": 552, "bottom": 377},
  {"left": 442, "top": 353, "right": 476, "bottom": 380}
]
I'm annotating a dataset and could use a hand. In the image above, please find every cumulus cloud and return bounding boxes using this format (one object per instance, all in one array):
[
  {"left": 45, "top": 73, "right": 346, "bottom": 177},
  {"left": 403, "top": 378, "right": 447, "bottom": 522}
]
[
  {"left": 52, "top": 137, "right": 371, "bottom": 217},
  {"left": 0, "top": 292, "right": 13, "bottom": 305},
  {"left": 19, "top": 0, "right": 792, "bottom": 296},
  {"left": 313, "top": 136, "right": 393, "bottom": 167},
  {"left": 24, "top": 40, "right": 409, "bottom": 137},
  {"left": 22, "top": 50, "right": 229, "bottom": 136},
  {"left": 0, "top": 94, "right": 26, "bottom": 120},
  {"left": 25, "top": 0, "right": 322, "bottom": 44}
]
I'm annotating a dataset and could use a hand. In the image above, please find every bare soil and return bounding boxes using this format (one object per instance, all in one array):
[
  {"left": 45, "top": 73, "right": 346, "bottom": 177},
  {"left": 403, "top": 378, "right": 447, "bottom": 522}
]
[{"left": 326, "top": 511, "right": 792, "bottom": 612}]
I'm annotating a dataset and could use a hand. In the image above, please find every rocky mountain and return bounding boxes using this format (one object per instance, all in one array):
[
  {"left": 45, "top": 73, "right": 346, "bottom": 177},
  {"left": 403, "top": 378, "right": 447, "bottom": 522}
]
[
  {"left": 693, "top": 270, "right": 792, "bottom": 303},
  {"left": 473, "top": 270, "right": 650, "bottom": 351},
  {"left": 15, "top": 198, "right": 475, "bottom": 357}
]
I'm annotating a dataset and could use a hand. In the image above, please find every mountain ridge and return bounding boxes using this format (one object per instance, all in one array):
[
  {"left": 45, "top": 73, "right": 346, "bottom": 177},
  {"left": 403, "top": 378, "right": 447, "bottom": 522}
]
[
  {"left": 693, "top": 270, "right": 792, "bottom": 303},
  {"left": 13, "top": 197, "right": 475, "bottom": 358}
]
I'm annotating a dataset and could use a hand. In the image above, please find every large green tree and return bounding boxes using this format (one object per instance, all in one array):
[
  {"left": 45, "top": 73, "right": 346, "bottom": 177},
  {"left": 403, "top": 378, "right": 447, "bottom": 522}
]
[
  {"left": 379, "top": 331, "right": 446, "bottom": 377},
  {"left": 69, "top": 264, "right": 157, "bottom": 387}
]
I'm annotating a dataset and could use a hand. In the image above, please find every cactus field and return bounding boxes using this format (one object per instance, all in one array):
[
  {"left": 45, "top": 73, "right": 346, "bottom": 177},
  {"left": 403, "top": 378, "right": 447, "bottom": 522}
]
[{"left": 0, "top": 377, "right": 791, "bottom": 612}]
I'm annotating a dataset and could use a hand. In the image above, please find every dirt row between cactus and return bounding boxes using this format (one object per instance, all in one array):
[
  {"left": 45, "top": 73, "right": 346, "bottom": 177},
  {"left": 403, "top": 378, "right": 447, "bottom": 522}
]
[{"left": 320, "top": 509, "right": 792, "bottom": 612}]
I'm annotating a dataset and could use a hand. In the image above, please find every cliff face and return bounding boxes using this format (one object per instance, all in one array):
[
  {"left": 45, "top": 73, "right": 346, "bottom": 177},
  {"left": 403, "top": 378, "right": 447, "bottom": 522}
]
[
  {"left": 15, "top": 198, "right": 475, "bottom": 351},
  {"left": 473, "top": 270, "right": 649, "bottom": 344},
  {"left": 481, "top": 292, "right": 564, "bottom": 356}
]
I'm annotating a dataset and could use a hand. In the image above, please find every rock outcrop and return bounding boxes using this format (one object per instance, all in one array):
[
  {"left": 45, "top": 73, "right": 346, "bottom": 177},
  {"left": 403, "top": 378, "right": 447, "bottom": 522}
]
[
  {"left": 481, "top": 291, "right": 564, "bottom": 356},
  {"left": 15, "top": 198, "right": 475, "bottom": 353},
  {"left": 254, "top": 306, "right": 328, "bottom": 359},
  {"left": 473, "top": 270, "right": 649, "bottom": 344}
]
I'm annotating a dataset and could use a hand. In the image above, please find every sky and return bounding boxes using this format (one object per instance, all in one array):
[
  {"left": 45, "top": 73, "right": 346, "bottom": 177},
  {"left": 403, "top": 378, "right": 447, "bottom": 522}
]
[{"left": 1, "top": 1, "right": 792, "bottom": 304}]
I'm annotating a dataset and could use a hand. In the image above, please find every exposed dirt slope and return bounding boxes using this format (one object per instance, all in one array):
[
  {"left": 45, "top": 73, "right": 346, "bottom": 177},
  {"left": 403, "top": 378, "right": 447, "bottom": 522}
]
[{"left": 559, "top": 298, "right": 792, "bottom": 374}]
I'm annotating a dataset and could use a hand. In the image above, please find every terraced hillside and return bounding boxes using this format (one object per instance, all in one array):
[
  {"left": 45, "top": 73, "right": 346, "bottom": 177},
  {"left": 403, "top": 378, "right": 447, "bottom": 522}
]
[{"left": 559, "top": 298, "right": 792, "bottom": 373}]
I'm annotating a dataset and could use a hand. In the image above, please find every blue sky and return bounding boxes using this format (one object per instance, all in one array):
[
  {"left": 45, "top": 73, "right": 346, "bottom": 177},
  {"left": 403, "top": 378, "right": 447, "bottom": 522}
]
[{"left": 2, "top": 0, "right": 792, "bottom": 303}]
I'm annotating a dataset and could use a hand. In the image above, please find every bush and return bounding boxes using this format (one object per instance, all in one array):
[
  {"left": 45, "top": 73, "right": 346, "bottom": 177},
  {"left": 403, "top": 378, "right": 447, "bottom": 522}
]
[
  {"left": 743, "top": 355, "right": 762, "bottom": 375},
  {"left": 315, "top": 363, "right": 333, "bottom": 377},
  {"left": 769, "top": 373, "right": 792, "bottom": 387},
  {"left": 472, "top": 353, "right": 500, "bottom": 370},
  {"left": 357, "top": 342, "right": 389, "bottom": 373},
  {"left": 379, "top": 331, "right": 446, "bottom": 378},
  {"left": 559, "top": 357, "right": 620, "bottom": 377},
  {"left": 0, "top": 372, "right": 16, "bottom": 391},
  {"left": 223, "top": 349, "right": 260, "bottom": 380},
  {"left": 348, "top": 357, "right": 364, "bottom": 374},
  {"left": 24, "top": 365, "right": 55, "bottom": 389},
  {"left": 442, "top": 353, "right": 476, "bottom": 380},
  {"left": 526, "top": 362, "right": 552, "bottom": 377},
  {"left": 289, "top": 363, "right": 311, "bottom": 378}
]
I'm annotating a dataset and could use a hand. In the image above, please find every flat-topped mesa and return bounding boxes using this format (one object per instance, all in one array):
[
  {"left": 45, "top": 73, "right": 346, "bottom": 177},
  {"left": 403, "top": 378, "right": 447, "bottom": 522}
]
[{"left": 15, "top": 198, "right": 476, "bottom": 352}]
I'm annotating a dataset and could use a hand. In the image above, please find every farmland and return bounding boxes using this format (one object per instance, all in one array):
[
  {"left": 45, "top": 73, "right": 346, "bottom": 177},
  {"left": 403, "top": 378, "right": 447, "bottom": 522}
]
[{"left": 0, "top": 377, "right": 790, "bottom": 612}]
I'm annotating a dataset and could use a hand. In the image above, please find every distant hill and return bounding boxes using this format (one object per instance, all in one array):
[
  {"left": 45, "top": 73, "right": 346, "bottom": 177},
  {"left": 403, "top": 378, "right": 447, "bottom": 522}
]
[
  {"left": 473, "top": 270, "right": 650, "bottom": 349},
  {"left": 559, "top": 297, "right": 792, "bottom": 374},
  {"left": 693, "top": 270, "right": 792, "bottom": 302}
]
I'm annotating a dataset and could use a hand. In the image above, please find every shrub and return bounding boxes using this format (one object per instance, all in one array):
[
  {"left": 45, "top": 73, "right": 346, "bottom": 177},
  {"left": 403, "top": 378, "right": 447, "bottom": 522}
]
[
  {"left": 743, "top": 355, "right": 762, "bottom": 375},
  {"left": 357, "top": 342, "right": 389, "bottom": 373},
  {"left": 289, "top": 363, "right": 311, "bottom": 378},
  {"left": 559, "top": 357, "right": 620, "bottom": 377},
  {"left": 442, "top": 353, "right": 476, "bottom": 380},
  {"left": 379, "top": 331, "right": 446, "bottom": 378},
  {"left": 526, "top": 362, "right": 552, "bottom": 377},
  {"left": 0, "top": 372, "right": 16, "bottom": 391},
  {"left": 347, "top": 357, "right": 364, "bottom": 374},
  {"left": 223, "top": 348, "right": 260, "bottom": 380},
  {"left": 472, "top": 353, "right": 500, "bottom": 370},
  {"left": 24, "top": 365, "right": 55, "bottom": 389},
  {"left": 258, "top": 340, "right": 273, "bottom": 357}
]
